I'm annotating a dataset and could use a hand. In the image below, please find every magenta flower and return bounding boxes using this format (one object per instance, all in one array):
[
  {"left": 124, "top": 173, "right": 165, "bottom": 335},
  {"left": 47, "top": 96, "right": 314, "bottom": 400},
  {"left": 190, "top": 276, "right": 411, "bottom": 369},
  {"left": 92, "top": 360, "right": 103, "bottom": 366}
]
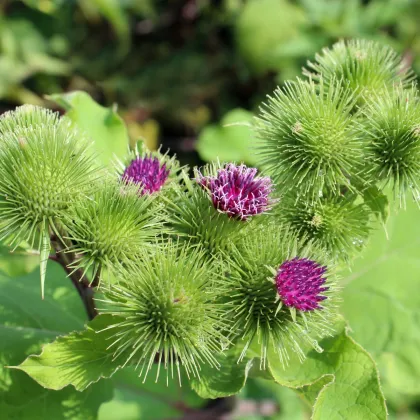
[
  {"left": 198, "top": 164, "right": 273, "bottom": 221},
  {"left": 122, "top": 155, "right": 170, "bottom": 195},
  {"left": 275, "top": 258, "right": 328, "bottom": 312}
]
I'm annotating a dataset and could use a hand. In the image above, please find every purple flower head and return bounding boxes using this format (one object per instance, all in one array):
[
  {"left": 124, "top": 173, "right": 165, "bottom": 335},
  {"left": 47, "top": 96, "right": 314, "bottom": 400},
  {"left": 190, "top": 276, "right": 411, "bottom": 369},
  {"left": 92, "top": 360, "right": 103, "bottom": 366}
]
[
  {"left": 122, "top": 155, "right": 170, "bottom": 195},
  {"left": 275, "top": 258, "right": 329, "bottom": 312},
  {"left": 198, "top": 163, "right": 273, "bottom": 221}
]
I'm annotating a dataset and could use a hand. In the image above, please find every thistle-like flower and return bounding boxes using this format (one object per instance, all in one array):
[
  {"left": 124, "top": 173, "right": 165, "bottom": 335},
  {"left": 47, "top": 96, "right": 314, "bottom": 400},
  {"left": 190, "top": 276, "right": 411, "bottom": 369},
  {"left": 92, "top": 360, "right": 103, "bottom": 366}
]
[
  {"left": 303, "top": 39, "right": 415, "bottom": 101},
  {"left": 219, "top": 227, "right": 338, "bottom": 367},
  {"left": 275, "top": 258, "right": 328, "bottom": 312},
  {"left": 98, "top": 243, "right": 225, "bottom": 383},
  {"left": 358, "top": 84, "right": 420, "bottom": 205},
  {"left": 119, "top": 144, "right": 180, "bottom": 196},
  {"left": 66, "top": 180, "right": 165, "bottom": 281},
  {"left": 275, "top": 192, "right": 370, "bottom": 261},
  {"left": 198, "top": 163, "right": 273, "bottom": 221},
  {"left": 254, "top": 78, "right": 361, "bottom": 199},
  {"left": 167, "top": 164, "right": 272, "bottom": 258},
  {"left": 122, "top": 155, "right": 170, "bottom": 194},
  {"left": 0, "top": 106, "right": 97, "bottom": 297}
]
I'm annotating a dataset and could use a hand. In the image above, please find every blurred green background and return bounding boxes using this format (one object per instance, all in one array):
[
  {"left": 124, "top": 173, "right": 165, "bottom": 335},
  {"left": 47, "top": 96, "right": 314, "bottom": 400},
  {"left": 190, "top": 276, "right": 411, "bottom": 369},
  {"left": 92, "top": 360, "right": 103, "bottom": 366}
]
[
  {"left": 2, "top": 1, "right": 420, "bottom": 419},
  {"left": 2, "top": 0, "right": 420, "bottom": 167}
]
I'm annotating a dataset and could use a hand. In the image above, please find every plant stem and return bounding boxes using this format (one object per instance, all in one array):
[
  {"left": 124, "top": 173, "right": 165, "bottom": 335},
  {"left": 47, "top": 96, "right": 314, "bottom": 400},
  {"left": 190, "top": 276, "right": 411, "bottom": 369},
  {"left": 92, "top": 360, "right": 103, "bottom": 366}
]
[{"left": 50, "top": 234, "right": 98, "bottom": 320}]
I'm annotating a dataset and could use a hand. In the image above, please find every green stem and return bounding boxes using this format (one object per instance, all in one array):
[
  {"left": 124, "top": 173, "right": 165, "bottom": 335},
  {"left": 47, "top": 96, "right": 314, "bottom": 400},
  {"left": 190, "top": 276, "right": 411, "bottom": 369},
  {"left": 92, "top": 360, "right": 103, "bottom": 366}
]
[{"left": 50, "top": 234, "right": 98, "bottom": 320}]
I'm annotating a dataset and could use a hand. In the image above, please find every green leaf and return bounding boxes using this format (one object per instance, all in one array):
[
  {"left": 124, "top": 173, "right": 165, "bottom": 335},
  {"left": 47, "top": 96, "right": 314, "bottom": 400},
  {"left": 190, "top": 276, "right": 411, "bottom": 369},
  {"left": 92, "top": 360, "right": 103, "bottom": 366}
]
[
  {"left": 47, "top": 91, "right": 129, "bottom": 166},
  {"left": 362, "top": 185, "right": 390, "bottom": 225},
  {"left": 13, "top": 314, "right": 125, "bottom": 391},
  {"left": 0, "top": 244, "right": 39, "bottom": 277},
  {"left": 196, "top": 108, "right": 257, "bottom": 165},
  {"left": 190, "top": 347, "right": 254, "bottom": 399},
  {"left": 342, "top": 196, "right": 420, "bottom": 397},
  {"left": 0, "top": 263, "right": 113, "bottom": 419},
  {"left": 255, "top": 320, "right": 387, "bottom": 419},
  {"left": 99, "top": 366, "right": 205, "bottom": 420}
]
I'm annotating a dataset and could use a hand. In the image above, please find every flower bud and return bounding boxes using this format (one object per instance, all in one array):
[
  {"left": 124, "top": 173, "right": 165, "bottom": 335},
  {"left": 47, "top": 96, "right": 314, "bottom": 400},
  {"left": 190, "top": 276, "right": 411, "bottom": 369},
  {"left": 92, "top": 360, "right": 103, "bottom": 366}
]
[
  {"left": 119, "top": 144, "right": 181, "bottom": 196},
  {"left": 303, "top": 39, "right": 414, "bottom": 102},
  {"left": 276, "top": 192, "right": 370, "bottom": 261},
  {"left": 66, "top": 180, "right": 165, "bottom": 280},
  {"left": 0, "top": 105, "right": 61, "bottom": 136},
  {"left": 219, "top": 228, "right": 338, "bottom": 367},
  {"left": 0, "top": 108, "right": 97, "bottom": 248},
  {"left": 254, "top": 78, "right": 361, "bottom": 199},
  {"left": 358, "top": 84, "right": 420, "bottom": 205},
  {"left": 98, "top": 243, "right": 225, "bottom": 383},
  {"left": 167, "top": 163, "right": 274, "bottom": 257}
]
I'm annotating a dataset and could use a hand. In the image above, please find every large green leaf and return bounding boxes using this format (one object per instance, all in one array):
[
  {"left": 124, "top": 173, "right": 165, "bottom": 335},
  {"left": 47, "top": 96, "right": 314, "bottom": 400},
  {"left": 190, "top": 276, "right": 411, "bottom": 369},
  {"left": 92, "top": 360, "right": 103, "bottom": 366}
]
[
  {"left": 0, "top": 263, "right": 113, "bottom": 419},
  {"left": 13, "top": 314, "right": 125, "bottom": 391},
  {"left": 99, "top": 366, "right": 205, "bottom": 420},
  {"left": 47, "top": 91, "right": 129, "bottom": 166},
  {"left": 265, "top": 322, "right": 387, "bottom": 419},
  {"left": 2, "top": 263, "right": 207, "bottom": 419},
  {"left": 196, "top": 108, "right": 257, "bottom": 166},
  {"left": 193, "top": 320, "right": 385, "bottom": 418},
  {"left": 190, "top": 347, "right": 253, "bottom": 399},
  {"left": 342, "top": 197, "right": 420, "bottom": 397},
  {"left": 0, "top": 244, "right": 39, "bottom": 278},
  {"left": 188, "top": 319, "right": 386, "bottom": 418},
  {"left": 13, "top": 310, "right": 206, "bottom": 416}
]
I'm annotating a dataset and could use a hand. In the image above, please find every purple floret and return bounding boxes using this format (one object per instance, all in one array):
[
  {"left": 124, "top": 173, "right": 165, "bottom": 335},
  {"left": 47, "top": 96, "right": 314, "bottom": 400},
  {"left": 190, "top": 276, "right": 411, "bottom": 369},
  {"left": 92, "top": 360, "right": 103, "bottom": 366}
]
[
  {"left": 198, "top": 163, "right": 273, "bottom": 221},
  {"left": 123, "top": 155, "right": 170, "bottom": 194},
  {"left": 276, "top": 258, "right": 329, "bottom": 312}
]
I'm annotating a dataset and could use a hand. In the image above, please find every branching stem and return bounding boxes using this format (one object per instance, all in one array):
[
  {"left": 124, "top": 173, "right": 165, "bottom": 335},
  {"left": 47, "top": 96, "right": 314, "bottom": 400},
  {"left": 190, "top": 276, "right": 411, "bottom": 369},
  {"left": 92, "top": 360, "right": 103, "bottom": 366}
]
[{"left": 50, "top": 234, "right": 98, "bottom": 320}]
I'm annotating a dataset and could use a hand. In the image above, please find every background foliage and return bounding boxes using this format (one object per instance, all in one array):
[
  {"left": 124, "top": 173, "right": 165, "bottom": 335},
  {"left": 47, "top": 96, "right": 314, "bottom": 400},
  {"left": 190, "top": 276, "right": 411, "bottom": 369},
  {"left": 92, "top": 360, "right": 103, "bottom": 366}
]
[{"left": 1, "top": 0, "right": 420, "bottom": 419}]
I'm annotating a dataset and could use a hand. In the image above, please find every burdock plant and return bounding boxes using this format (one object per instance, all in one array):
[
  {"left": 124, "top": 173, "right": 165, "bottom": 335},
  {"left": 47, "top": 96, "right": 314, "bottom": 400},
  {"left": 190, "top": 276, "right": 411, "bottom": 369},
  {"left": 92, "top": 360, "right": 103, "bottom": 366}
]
[
  {"left": 4, "top": 38, "right": 420, "bottom": 419},
  {"left": 166, "top": 162, "right": 274, "bottom": 257}
]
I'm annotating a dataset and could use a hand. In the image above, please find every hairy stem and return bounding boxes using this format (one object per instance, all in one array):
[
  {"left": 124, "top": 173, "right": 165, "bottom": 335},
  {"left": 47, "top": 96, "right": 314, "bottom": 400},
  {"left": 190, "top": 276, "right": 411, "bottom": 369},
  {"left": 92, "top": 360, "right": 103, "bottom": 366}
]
[{"left": 50, "top": 234, "right": 98, "bottom": 320}]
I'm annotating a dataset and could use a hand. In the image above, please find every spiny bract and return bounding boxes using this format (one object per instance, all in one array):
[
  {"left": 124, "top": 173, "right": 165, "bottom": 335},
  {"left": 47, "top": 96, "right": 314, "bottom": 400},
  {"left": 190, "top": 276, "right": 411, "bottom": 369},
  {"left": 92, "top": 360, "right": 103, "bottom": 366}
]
[
  {"left": 219, "top": 227, "right": 338, "bottom": 368},
  {"left": 98, "top": 244, "right": 226, "bottom": 383},
  {"left": 0, "top": 109, "right": 97, "bottom": 248},
  {"left": 254, "top": 78, "right": 361, "bottom": 199},
  {"left": 358, "top": 84, "right": 420, "bottom": 205},
  {"left": 119, "top": 144, "right": 180, "bottom": 196},
  {"left": 0, "top": 105, "right": 62, "bottom": 136},
  {"left": 275, "top": 192, "right": 370, "bottom": 261},
  {"left": 66, "top": 180, "right": 165, "bottom": 280},
  {"left": 304, "top": 39, "right": 415, "bottom": 101},
  {"left": 167, "top": 163, "right": 271, "bottom": 258}
]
